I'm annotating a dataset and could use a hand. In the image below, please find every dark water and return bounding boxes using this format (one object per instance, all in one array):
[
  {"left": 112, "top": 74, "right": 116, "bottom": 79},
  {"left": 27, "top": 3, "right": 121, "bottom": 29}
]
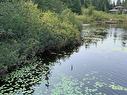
[{"left": 0, "top": 25, "right": 127, "bottom": 95}]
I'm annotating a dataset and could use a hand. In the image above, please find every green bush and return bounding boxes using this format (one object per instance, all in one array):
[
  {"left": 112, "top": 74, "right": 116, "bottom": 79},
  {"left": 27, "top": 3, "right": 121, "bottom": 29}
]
[
  {"left": 92, "top": 11, "right": 111, "bottom": 21},
  {"left": 0, "top": 0, "right": 80, "bottom": 68}
]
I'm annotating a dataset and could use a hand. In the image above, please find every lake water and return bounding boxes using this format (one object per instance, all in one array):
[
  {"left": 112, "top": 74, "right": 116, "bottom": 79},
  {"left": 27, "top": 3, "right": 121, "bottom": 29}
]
[{"left": 0, "top": 25, "right": 127, "bottom": 95}]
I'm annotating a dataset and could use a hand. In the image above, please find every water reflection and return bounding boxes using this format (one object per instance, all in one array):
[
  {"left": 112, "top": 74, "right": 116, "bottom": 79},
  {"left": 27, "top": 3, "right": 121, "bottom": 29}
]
[
  {"left": 81, "top": 25, "right": 108, "bottom": 48},
  {"left": 0, "top": 24, "right": 127, "bottom": 95},
  {"left": 0, "top": 44, "right": 80, "bottom": 95}
]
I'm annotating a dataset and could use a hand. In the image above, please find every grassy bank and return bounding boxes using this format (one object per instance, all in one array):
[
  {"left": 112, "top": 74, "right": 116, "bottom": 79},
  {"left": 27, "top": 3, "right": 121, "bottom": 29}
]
[
  {"left": 76, "top": 7, "right": 127, "bottom": 24},
  {"left": 0, "top": 0, "right": 81, "bottom": 71}
]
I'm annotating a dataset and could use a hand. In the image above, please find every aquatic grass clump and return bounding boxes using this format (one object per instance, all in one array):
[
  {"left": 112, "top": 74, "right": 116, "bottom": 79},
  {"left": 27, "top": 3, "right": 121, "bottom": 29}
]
[{"left": 109, "top": 84, "right": 127, "bottom": 91}]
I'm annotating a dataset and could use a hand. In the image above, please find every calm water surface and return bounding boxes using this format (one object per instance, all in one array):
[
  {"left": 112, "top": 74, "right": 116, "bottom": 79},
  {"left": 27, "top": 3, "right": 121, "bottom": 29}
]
[{"left": 0, "top": 25, "right": 127, "bottom": 95}]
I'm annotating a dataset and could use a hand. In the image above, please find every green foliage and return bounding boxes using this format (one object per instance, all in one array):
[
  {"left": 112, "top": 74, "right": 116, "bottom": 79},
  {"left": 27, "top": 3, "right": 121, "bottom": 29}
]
[
  {"left": 60, "top": 9, "right": 81, "bottom": 30},
  {"left": 0, "top": 0, "right": 81, "bottom": 68},
  {"left": 78, "top": 7, "right": 127, "bottom": 24},
  {"left": 32, "top": 0, "right": 82, "bottom": 14},
  {"left": 83, "top": 0, "right": 111, "bottom": 11},
  {"left": 61, "top": 0, "right": 81, "bottom": 14},
  {"left": 0, "top": 41, "right": 19, "bottom": 68},
  {"left": 87, "top": 6, "right": 95, "bottom": 16},
  {"left": 76, "top": 15, "right": 92, "bottom": 24},
  {"left": 92, "top": 11, "right": 111, "bottom": 21},
  {"left": 32, "top": 0, "right": 66, "bottom": 13}
]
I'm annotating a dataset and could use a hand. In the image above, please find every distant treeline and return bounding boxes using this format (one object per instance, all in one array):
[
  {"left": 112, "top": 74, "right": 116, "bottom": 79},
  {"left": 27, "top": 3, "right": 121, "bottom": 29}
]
[
  {"left": 32, "top": 0, "right": 127, "bottom": 14},
  {"left": 32, "top": 0, "right": 127, "bottom": 13},
  {"left": 116, "top": 0, "right": 127, "bottom": 7},
  {"left": 1, "top": 0, "right": 126, "bottom": 14},
  {"left": 82, "top": 0, "right": 127, "bottom": 11}
]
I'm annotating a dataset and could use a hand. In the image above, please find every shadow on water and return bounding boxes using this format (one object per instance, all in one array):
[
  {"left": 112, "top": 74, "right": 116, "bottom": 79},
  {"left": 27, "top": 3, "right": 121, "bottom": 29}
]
[
  {"left": 0, "top": 43, "right": 82, "bottom": 95},
  {"left": 0, "top": 24, "right": 127, "bottom": 95}
]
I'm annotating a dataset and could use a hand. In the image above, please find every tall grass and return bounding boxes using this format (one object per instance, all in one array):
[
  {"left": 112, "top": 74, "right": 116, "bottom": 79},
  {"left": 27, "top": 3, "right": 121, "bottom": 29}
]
[{"left": 76, "top": 7, "right": 127, "bottom": 25}]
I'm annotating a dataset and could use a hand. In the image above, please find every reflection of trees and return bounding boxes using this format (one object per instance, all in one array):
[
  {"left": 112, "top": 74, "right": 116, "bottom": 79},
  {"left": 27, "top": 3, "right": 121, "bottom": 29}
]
[
  {"left": 112, "top": 26, "right": 127, "bottom": 47},
  {"left": 113, "top": 32, "right": 118, "bottom": 44},
  {"left": 121, "top": 32, "right": 127, "bottom": 47},
  {"left": 82, "top": 26, "right": 108, "bottom": 48},
  {"left": 0, "top": 44, "right": 81, "bottom": 95},
  {"left": 82, "top": 25, "right": 127, "bottom": 48},
  {"left": 110, "top": 24, "right": 127, "bottom": 47}
]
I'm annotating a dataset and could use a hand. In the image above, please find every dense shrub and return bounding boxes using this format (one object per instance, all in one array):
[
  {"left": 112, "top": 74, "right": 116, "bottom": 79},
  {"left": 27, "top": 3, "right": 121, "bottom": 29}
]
[
  {"left": 60, "top": 9, "right": 81, "bottom": 30},
  {"left": 0, "top": 0, "right": 80, "bottom": 68}
]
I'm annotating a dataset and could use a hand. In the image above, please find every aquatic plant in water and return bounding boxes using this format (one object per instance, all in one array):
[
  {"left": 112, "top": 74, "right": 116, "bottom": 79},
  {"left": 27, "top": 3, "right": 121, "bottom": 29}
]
[
  {"left": 51, "top": 72, "right": 127, "bottom": 95},
  {"left": 112, "top": 48, "right": 127, "bottom": 53}
]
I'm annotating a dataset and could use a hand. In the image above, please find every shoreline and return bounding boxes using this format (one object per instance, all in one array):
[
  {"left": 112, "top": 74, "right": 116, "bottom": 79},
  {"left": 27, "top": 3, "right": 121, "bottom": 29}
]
[{"left": 0, "top": 41, "right": 82, "bottom": 77}]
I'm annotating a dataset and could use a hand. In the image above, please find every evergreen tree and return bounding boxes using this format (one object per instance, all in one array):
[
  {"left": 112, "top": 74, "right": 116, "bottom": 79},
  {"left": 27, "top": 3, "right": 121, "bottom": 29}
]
[
  {"left": 80, "top": 0, "right": 85, "bottom": 5},
  {"left": 83, "top": 0, "right": 111, "bottom": 11},
  {"left": 32, "top": 0, "right": 66, "bottom": 13},
  {"left": 123, "top": 0, "right": 127, "bottom": 8},
  {"left": 61, "top": 0, "right": 81, "bottom": 14},
  {"left": 117, "top": 0, "right": 122, "bottom": 5}
]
